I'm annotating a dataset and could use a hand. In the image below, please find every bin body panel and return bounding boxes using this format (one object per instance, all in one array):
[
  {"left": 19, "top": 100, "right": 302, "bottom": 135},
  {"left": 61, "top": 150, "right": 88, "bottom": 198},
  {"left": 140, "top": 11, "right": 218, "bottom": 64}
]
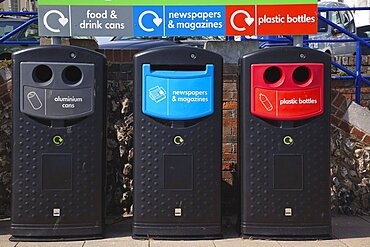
[
  {"left": 239, "top": 47, "right": 331, "bottom": 238},
  {"left": 11, "top": 46, "right": 106, "bottom": 239},
  {"left": 133, "top": 46, "right": 222, "bottom": 238}
]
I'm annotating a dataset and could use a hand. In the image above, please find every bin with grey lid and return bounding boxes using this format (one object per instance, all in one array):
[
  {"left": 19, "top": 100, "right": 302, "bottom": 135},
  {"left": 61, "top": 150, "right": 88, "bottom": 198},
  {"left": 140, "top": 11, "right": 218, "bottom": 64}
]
[
  {"left": 133, "top": 46, "right": 222, "bottom": 239},
  {"left": 11, "top": 46, "right": 106, "bottom": 240}
]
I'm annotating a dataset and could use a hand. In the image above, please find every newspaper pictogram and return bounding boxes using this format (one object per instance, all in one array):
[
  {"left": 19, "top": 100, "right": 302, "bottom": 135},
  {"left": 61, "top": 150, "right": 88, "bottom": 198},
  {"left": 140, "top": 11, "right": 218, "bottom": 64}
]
[{"left": 149, "top": 86, "right": 167, "bottom": 103}]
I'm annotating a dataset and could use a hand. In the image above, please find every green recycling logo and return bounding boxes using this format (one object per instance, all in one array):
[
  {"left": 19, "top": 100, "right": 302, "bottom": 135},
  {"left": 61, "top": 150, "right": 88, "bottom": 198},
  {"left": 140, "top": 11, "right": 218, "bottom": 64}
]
[{"left": 283, "top": 135, "right": 294, "bottom": 146}]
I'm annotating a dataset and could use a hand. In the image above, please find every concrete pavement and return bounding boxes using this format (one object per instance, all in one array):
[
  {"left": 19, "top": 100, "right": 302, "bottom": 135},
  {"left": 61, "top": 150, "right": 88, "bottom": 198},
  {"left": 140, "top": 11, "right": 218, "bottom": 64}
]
[{"left": 0, "top": 216, "right": 370, "bottom": 247}]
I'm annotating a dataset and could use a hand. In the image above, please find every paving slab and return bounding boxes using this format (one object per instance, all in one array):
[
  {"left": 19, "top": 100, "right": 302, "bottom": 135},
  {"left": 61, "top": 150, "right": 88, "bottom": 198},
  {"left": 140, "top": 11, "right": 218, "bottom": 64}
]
[
  {"left": 277, "top": 240, "right": 346, "bottom": 247},
  {"left": 16, "top": 242, "right": 85, "bottom": 247},
  {"left": 85, "top": 237, "right": 147, "bottom": 247},
  {"left": 332, "top": 216, "right": 370, "bottom": 247},
  {"left": 150, "top": 240, "right": 214, "bottom": 247},
  {"left": 0, "top": 239, "right": 17, "bottom": 247},
  {"left": 0, "top": 232, "right": 11, "bottom": 241},
  {"left": 0, "top": 233, "right": 15, "bottom": 247},
  {"left": 214, "top": 238, "right": 280, "bottom": 247},
  {"left": 0, "top": 219, "right": 16, "bottom": 247}
]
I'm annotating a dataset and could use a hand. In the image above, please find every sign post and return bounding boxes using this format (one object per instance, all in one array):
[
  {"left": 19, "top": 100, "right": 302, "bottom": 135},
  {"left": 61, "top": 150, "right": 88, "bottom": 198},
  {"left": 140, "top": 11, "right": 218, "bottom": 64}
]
[{"left": 38, "top": 0, "right": 318, "bottom": 37}]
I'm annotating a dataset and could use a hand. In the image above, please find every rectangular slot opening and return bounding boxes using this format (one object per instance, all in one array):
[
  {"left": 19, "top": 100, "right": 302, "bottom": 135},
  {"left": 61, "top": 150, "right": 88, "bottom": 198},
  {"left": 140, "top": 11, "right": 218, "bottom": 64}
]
[
  {"left": 273, "top": 154, "right": 303, "bottom": 191},
  {"left": 164, "top": 154, "right": 193, "bottom": 190},
  {"left": 150, "top": 64, "right": 206, "bottom": 71}
]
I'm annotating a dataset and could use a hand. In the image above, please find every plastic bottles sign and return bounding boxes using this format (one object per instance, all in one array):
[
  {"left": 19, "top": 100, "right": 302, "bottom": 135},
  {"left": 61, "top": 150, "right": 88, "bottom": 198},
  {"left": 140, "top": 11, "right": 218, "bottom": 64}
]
[{"left": 38, "top": 0, "right": 318, "bottom": 37}]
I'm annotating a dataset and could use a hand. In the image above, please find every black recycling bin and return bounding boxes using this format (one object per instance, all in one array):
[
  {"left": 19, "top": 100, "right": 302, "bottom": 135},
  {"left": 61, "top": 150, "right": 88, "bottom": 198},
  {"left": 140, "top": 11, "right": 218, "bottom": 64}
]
[
  {"left": 239, "top": 47, "right": 331, "bottom": 238},
  {"left": 133, "top": 46, "right": 222, "bottom": 239},
  {"left": 11, "top": 46, "right": 106, "bottom": 240}
]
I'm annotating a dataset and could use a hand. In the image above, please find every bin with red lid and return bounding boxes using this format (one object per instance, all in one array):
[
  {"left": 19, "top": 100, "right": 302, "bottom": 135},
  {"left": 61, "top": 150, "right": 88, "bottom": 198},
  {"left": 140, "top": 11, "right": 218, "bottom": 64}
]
[{"left": 239, "top": 47, "right": 331, "bottom": 238}]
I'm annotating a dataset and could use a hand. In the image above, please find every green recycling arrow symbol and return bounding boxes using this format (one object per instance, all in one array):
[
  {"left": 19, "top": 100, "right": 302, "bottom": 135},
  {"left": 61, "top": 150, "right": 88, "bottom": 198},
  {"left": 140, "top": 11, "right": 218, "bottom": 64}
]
[{"left": 283, "top": 136, "right": 294, "bottom": 146}]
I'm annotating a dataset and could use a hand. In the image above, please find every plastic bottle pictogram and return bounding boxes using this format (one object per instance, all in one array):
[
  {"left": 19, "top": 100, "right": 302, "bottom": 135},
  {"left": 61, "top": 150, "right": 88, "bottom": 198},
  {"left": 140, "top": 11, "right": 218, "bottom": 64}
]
[{"left": 259, "top": 93, "right": 273, "bottom": 112}]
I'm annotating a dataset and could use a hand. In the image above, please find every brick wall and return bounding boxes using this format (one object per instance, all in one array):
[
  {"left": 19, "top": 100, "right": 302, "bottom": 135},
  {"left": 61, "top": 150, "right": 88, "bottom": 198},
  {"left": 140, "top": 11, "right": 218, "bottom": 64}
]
[
  {"left": 331, "top": 90, "right": 370, "bottom": 144},
  {"left": 222, "top": 64, "right": 238, "bottom": 185},
  {"left": 331, "top": 55, "right": 370, "bottom": 141},
  {"left": 331, "top": 84, "right": 370, "bottom": 107},
  {"left": 334, "top": 55, "right": 370, "bottom": 75},
  {"left": 332, "top": 55, "right": 370, "bottom": 107}
]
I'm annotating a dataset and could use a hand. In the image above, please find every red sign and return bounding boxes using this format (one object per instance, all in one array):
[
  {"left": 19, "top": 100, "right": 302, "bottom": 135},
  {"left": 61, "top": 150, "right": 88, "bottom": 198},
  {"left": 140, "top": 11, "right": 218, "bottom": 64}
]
[
  {"left": 226, "top": 4, "right": 317, "bottom": 36},
  {"left": 254, "top": 88, "right": 322, "bottom": 120},
  {"left": 251, "top": 63, "right": 324, "bottom": 120},
  {"left": 226, "top": 5, "right": 256, "bottom": 36}
]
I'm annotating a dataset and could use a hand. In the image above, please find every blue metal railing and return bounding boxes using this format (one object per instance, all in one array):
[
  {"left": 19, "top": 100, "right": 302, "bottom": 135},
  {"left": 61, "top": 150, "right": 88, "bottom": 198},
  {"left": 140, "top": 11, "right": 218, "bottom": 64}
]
[
  {"left": 0, "top": 11, "right": 39, "bottom": 45},
  {"left": 316, "top": 10, "right": 370, "bottom": 104}
]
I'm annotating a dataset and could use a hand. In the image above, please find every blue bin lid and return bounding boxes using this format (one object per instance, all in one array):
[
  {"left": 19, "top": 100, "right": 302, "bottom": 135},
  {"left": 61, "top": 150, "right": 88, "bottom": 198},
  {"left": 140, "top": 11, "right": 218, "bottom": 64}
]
[{"left": 142, "top": 64, "right": 214, "bottom": 120}]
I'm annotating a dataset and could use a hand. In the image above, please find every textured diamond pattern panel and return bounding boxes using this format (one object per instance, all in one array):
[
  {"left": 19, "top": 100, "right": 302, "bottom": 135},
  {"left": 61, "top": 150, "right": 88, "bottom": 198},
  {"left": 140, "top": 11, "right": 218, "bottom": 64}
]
[
  {"left": 241, "top": 118, "right": 330, "bottom": 224},
  {"left": 12, "top": 117, "right": 103, "bottom": 225},
  {"left": 134, "top": 116, "right": 221, "bottom": 224}
]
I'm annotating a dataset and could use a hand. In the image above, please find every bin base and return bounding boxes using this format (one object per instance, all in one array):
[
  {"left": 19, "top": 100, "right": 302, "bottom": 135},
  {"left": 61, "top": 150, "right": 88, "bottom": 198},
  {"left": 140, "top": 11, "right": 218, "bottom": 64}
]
[
  {"left": 241, "top": 223, "right": 331, "bottom": 240},
  {"left": 10, "top": 224, "right": 103, "bottom": 241},
  {"left": 132, "top": 223, "right": 222, "bottom": 240}
]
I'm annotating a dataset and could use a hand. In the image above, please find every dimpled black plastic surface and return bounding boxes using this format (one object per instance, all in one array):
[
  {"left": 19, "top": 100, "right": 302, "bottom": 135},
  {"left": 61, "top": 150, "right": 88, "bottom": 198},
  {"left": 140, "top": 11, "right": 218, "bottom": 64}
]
[
  {"left": 239, "top": 47, "right": 331, "bottom": 238},
  {"left": 11, "top": 46, "right": 106, "bottom": 239},
  {"left": 133, "top": 47, "right": 222, "bottom": 239}
]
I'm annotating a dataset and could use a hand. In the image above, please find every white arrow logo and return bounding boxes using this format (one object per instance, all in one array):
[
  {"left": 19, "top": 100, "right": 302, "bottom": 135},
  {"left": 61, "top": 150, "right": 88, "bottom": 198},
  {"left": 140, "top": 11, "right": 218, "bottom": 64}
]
[
  {"left": 138, "top": 10, "right": 163, "bottom": 32},
  {"left": 230, "top": 10, "right": 254, "bottom": 32},
  {"left": 43, "top": 9, "right": 69, "bottom": 33}
]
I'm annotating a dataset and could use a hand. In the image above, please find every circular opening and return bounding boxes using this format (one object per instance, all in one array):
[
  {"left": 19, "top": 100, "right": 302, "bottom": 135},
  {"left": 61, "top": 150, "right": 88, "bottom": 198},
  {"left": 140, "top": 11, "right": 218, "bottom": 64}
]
[
  {"left": 293, "top": 66, "right": 311, "bottom": 84},
  {"left": 264, "top": 66, "right": 282, "bottom": 84},
  {"left": 32, "top": 65, "right": 53, "bottom": 83},
  {"left": 63, "top": 66, "right": 82, "bottom": 85}
]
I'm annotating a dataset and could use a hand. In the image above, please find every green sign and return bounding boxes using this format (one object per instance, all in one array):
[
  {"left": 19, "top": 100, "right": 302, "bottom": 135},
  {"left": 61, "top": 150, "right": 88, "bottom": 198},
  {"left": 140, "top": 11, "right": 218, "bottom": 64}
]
[{"left": 38, "top": 0, "right": 316, "bottom": 6}]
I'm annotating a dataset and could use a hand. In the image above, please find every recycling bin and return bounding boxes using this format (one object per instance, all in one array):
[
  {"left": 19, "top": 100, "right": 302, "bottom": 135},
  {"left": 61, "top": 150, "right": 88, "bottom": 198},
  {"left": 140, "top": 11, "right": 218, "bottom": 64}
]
[
  {"left": 239, "top": 47, "right": 331, "bottom": 238},
  {"left": 133, "top": 46, "right": 222, "bottom": 239},
  {"left": 11, "top": 46, "right": 106, "bottom": 240}
]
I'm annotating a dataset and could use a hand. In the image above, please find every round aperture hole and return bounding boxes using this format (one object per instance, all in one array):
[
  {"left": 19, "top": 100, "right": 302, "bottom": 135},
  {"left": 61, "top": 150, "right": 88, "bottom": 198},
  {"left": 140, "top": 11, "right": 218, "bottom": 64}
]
[
  {"left": 63, "top": 66, "right": 82, "bottom": 85},
  {"left": 264, "top": 66, "right": 282, "bottom": 84},
  {"left": 293, "top": 66, "right": 311, "bottom": 85},
  {"left": 32, "top": 65, "right": 53, "bottom": 83}
]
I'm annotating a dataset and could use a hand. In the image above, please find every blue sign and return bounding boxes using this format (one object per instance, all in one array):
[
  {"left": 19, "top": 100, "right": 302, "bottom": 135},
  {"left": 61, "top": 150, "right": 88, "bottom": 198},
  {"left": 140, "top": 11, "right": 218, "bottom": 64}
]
[
  {"left": 142, "top": 64, "right": 214, "bottom": 120},
  {"left": 133, "top": 6, "right": 225, "bottom": 36},
  {"left": 133, "top": 6, "right": 164, "bottom": 36},
  {"left": 165, "top": 6, "right": 225, "bottom": 36}
]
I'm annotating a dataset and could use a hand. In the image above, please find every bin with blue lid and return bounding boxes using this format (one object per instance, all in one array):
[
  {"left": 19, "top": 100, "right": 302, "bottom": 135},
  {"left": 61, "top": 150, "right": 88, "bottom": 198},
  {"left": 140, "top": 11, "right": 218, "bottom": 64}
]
[{"left": 133, "top": 46, "right": 223, "bottom": 239}]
